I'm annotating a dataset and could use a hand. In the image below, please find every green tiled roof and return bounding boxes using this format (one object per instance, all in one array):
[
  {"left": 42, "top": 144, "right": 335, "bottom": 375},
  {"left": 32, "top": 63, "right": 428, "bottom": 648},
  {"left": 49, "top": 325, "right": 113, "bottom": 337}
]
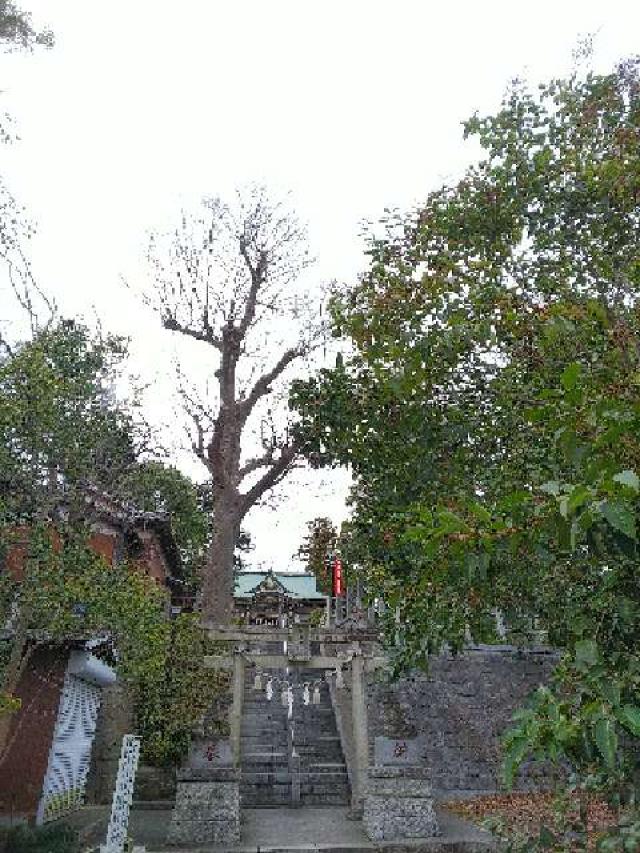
[{"left": 234, "top": 571, "right": 326, "bottom": 600}]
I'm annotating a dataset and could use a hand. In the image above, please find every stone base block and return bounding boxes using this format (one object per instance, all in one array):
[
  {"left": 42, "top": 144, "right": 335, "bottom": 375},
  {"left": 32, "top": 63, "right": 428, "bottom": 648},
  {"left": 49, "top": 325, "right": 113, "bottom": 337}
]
[
  {"left": 167, "top": 818, "right": 239, "bottom": 845},
  {"left": 363, "top": 766, "right": 439, "bottom": 842},
  {"left": 166, "top": 775, "right": 240, "bottom": 846}
]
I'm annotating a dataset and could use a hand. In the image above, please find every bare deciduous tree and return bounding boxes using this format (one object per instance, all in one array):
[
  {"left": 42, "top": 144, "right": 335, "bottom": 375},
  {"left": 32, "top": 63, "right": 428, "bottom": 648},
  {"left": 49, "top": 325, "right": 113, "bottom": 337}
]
[{"left": 146, "top": 188, "right": 320, "bottom": 623}]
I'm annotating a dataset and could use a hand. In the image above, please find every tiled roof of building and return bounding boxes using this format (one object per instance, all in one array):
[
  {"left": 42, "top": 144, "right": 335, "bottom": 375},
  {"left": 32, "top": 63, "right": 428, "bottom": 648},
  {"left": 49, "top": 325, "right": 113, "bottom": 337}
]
[{"left": 234, "top": 570, "right": 326, "bottom": 600}]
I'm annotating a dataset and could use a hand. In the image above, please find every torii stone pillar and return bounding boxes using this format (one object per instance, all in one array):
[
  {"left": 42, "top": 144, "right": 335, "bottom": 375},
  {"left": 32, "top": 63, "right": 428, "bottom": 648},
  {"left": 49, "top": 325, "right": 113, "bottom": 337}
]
[
  {"left": 350, "top": 652, "right": 369, "bottom": 815},
  {"left": 230, "top": 653, "right": 246, "bottom": 766}
]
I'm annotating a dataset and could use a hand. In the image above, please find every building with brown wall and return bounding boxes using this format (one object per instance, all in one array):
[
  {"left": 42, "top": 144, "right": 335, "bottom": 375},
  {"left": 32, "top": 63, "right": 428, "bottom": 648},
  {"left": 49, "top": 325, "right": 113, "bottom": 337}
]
[{"left": 0, "top": 495, "right": 182, "bottom": 825}]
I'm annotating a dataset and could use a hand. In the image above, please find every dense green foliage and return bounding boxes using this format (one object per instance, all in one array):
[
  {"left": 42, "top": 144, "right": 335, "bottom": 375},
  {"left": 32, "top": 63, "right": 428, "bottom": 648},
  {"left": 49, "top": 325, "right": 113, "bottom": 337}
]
[
  {"left": 136, "top": 612, "right": 229, "bottom": 766},
  {"left": 0, "top": 322, "right": 222, "bottom": 768},
  {"left": 0, "top": 524, "right": 169, "bottom": 705},
  {"left": 293, "top": 57, "right": 640, "bottom": 832},
  {"left": 0, "top": 321, "right": 140, "bottom": 524},
  {"left": 296, "top": 516, "right": 338, "bottom": 594},
  {"left": 118, "top": 460, "right": 209, "bottom": 584},
  {"left": 2, "top": 821, "right": 79, "bottom": 853}
]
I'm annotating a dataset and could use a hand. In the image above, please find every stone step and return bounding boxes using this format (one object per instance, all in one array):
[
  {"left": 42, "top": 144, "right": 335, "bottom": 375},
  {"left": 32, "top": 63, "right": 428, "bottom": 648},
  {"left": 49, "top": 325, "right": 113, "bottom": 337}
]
[
  {"left": 291, "top": 724, "right": 339, "bottom": 733},
  {"left": 241, "top": 728, "right": 289, "bottom": 737},
  {"left": 241, "top": 755, "right": 289, "bottom": 764},
  {"left": 241, "top": 728, "right": 288, "bottom": 737},
  {"left": 242, "top": 771, "right": 292, "bottom": 785},
  {"left": 241, "top": 770, "right": 347, "bottom": 785},
  {"left": 295, "top": 748, "right": 344, "bottom": 760},
  {"left": 242, "top": 751, "right": 288, "bottom": 762},
  {"left": 241, "top": 751, "right": 290, "bottom": 762},
  {"left": 300, "top": 766, "right": 347, "bottom": 774},
  {"left": 300, "top": 786, "right": 351, "bottom": 799},
  {"left": 240, "top": 786, "right": 291, "bottom": 804},
  {"left": 300, "top": 793, "right": 351, "bottom": 805},
  {"left": 242, "top": 716, "right": 289, "bottom": 724},
  {"left": 307, "top": 763, "right": 349, "bottom": 773},
  {"left": 242, "top": 725, "right": 289, "bottom": 735},
  {"left": 241, "top": 742, "right": 288, "bottom": 751},
  {"left": 241, "top": 747, "right": 289, "bottom": 757},
  {"left": 242, "top": 708, "right": 289, "bottom": 717},
  {"left": 300, "top": 778, "right": 349, "bottom": 790}
]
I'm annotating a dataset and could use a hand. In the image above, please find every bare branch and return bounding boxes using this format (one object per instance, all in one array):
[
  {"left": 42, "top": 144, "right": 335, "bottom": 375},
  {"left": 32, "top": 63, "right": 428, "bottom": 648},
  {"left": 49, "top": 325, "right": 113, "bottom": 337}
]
[
  {"left": 239, "top": 443, "right": 299, "bottom": 515},
  {"left": 239, "top": 346, "right": 303, "bottom": 417},
  {"left": 163, "top": 314, "right": 222, "bottom": 348},
  {"left": 238, "top": 449, "right": 275, "bottom": 481},
  {"left": 0, "top": 181, "right": 56, "bottom": 335},
  {"left": 236, "top": 241, "right": 267, "bottom": 339},
  {"left": 174, "top": 364, "right": 215, "bottom": 472}
]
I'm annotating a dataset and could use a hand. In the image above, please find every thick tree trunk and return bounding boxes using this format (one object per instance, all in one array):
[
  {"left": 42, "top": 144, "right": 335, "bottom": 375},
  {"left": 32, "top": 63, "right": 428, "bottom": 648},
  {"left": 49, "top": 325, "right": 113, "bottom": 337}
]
[{"left": 201, "top": 505, "right": 240, "bottom": 625}]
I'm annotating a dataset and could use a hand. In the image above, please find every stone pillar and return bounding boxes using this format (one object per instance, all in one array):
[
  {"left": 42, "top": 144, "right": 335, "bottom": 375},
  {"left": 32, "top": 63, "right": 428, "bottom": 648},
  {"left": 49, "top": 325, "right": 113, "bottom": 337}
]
[
  {"left": 167, "top": 768, "right": 240, "bottom": 846},
  {"left": 350, "top": 654, "right": 369, "bottom": 815},
  {"left": 230, "top": 653, "right": 245, "bottom": 767},
  {"left": 363, "top": 767, "right": 439, "bottom": 841}
]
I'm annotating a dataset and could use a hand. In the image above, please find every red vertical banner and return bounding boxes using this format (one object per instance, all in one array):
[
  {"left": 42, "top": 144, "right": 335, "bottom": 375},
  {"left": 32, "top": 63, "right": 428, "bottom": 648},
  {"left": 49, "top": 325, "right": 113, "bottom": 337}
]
[{"left": 332, "top": 555, "right": 344, "bottom": 597}]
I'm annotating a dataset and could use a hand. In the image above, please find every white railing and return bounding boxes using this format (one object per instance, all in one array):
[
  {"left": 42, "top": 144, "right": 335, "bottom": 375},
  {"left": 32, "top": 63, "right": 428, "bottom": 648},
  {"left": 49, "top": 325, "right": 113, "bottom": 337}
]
[{"left": 100, "top": 734, "right": 142, "bottom": 853}]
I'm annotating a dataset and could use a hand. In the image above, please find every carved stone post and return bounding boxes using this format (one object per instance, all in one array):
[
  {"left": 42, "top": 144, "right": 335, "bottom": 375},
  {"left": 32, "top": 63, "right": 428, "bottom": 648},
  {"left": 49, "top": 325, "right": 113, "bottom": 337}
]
[
  {"left": 230, "top": 653, "right": 245, "bottom": 766},
  {"left": 350, "top": 653, "right": 368, "bottom": 815}
]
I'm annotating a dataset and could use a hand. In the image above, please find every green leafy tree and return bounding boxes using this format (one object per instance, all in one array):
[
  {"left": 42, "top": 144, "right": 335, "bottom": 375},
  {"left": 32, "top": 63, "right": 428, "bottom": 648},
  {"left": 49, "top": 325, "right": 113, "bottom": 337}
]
[
  {"left": 0, "top": 320, "right": 145, "bottom": 524},
  {"left": 117, "top": 460, "right": 209, "bottom": 585},
  {"left": 0, "top": 528, "right": 168, "bottom": 762},
  {"left": 135, "top": 612, "right": 229, "bottom": 767},
  {"left": 0, "top": 319, "right": 226, "bottom": 766},
  {"left": 0, "top": 322, "right": 162, "bottom": 757},
  {"left": 296, "top": 516, "right": 338, "bottom": 594},
  {"left": 293, "top": 57, "right": 640, "bottom": 827}
]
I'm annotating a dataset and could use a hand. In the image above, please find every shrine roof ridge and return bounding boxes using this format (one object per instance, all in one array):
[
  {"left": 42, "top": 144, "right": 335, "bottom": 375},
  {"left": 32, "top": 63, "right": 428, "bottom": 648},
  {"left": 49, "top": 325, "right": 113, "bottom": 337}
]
[{"left": 234, "top": 570, "right": 327, "bottom": 600}]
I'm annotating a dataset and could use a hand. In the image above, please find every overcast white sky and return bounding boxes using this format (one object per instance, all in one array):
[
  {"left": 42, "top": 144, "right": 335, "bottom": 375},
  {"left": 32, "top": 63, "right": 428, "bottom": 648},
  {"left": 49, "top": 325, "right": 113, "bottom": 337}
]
[{"left": 1, "top": 1, "right": 638, "bottom": 569}]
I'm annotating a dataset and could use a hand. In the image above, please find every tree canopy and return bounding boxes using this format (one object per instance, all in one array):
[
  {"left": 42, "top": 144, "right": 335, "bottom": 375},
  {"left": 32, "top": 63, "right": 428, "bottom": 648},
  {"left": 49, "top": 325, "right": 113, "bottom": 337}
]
[
  {"left": 296, "top": 516, "right": 338, "bottom": 595},
  {"left": 0, "top": 320, "right": 212, "bottom": 766},
  {"left": 0, "top": 321, "right": 141, "bottom": 524},
  {"left": 293, "top": 58, "right": 640, "bottom": 809}
]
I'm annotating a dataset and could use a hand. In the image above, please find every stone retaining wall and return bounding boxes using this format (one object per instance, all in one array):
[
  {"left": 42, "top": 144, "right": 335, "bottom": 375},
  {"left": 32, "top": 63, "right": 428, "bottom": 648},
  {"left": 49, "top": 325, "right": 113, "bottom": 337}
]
[{"left": 367, "top": 645, "right": 560, "bottom": 798}]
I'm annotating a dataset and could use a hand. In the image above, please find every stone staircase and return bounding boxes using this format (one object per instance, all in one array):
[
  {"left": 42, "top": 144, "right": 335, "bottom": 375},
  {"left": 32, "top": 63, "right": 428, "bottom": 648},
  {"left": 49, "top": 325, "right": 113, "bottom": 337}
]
[{"left": 240, "top": 667, "right": 351, "bottom": 808}]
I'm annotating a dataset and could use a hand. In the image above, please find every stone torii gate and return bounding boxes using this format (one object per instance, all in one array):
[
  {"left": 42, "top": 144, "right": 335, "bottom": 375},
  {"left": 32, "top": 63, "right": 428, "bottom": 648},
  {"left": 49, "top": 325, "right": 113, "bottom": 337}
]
[
  {"left": 203, "top": 623, "right": 386, "bottom": 812},
  {"left": 168, "top": 623, "right": 439, "bottom": 846}
]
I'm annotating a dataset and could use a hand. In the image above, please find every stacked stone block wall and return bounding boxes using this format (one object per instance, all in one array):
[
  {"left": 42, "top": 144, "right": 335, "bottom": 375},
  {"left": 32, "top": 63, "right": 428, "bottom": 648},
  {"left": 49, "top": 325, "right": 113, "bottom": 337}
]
[{"left": 366, "top": 645, "right": 559, "bottom": 798}]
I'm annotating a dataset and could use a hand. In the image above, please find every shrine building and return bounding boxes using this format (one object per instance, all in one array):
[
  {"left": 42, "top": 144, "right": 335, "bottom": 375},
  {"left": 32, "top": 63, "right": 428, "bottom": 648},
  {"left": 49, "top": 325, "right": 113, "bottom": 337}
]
[{"left": 233, "top": 569, "right": 328, "bottom": 626}]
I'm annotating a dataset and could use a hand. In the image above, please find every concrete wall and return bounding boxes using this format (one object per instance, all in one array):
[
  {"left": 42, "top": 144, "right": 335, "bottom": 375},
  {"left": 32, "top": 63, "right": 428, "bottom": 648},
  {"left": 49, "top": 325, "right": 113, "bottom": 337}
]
[
  {"left": 85, "top": 683, "right": 134, "bottom": 805},
  {"left": 366, "top": 645, "right": 560, "bottom": 799},
  {"left": 85, "top": 684, "right": 177, "bottom": 805}
]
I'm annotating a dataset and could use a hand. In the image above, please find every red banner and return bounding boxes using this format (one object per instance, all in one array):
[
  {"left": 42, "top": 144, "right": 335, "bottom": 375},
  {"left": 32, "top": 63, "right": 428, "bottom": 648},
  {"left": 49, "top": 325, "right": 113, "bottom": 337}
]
[{"left": 332, "top": 556, "right": 344, "bottom": 597}]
